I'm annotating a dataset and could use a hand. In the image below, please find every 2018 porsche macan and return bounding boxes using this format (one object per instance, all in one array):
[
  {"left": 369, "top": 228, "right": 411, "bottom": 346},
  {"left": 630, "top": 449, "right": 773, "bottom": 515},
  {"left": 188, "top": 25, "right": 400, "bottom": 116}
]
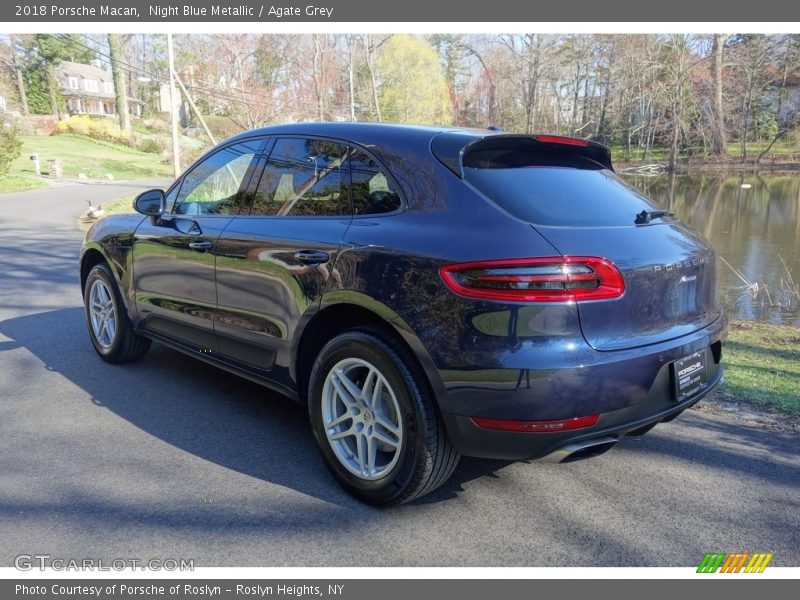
[{"left": 80, "top": 123, "right": 726, "bottom": 505}]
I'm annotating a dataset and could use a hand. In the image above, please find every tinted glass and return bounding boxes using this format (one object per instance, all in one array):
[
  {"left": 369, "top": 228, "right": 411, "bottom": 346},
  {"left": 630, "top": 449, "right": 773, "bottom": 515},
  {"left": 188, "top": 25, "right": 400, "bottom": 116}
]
[
  {"left": 349, "top": 148, "right": 402, "bottom": 215},
  {"left": 464, "top": 164, "right": 658, "bottom": 227},
  {"left": 250, "top": 138, "right": 347, "bottom": 217},
  {"left": 174, "top": 140, "right": 261, "bottom": 215}
]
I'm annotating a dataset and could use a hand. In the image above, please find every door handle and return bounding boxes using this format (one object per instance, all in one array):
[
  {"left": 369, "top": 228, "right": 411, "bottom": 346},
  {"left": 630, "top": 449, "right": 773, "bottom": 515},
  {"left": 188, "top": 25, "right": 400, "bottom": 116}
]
[
  {"left": 294, "top": 250, "right": 330, "bottom": 265},
  {"left": 188, "top": 240, "right": 213, "bottom": 251}
]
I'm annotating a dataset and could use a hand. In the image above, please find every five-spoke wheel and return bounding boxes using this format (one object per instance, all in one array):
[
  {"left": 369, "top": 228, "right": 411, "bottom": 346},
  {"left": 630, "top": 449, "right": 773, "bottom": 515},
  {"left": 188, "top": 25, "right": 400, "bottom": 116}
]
[
  {"left": 309, "top": 330, "right": 459, "bottom": 506},
  {"left": 83, "top": 262, "right": 151, "bottom": 363},
  {"left": 88, "top": 278, "right": 117, "bottom": 349},
  {"left": 322, "top": 357, "right": 404, "bottom": 480}
]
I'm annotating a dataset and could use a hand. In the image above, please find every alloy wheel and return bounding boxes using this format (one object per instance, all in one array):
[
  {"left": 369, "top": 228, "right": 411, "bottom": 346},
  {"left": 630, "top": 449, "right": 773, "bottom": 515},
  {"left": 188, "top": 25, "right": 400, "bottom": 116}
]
[
  {"left": 88, "top": 279, "right": 117, "bottom": 349},
  {"left": 321, "top": 357, "right": 404, "bottom": 480}
]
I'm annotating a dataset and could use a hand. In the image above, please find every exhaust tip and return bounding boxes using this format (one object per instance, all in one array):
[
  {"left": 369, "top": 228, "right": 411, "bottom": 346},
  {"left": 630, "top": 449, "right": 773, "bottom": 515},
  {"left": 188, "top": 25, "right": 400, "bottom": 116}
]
[{"left": 542, "top": 436, "right": 618, "bottom": 463}]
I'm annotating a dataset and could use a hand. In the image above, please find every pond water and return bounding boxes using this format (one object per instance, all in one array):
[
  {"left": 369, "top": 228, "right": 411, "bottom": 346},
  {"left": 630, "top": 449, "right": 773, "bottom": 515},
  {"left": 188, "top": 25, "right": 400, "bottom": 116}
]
[{"left": 622, "top": 172, "right": 800, "bottom": 326}]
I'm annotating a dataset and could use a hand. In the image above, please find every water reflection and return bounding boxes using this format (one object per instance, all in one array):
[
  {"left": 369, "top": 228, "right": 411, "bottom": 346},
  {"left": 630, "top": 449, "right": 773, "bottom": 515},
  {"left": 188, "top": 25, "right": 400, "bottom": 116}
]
[{"left": 622, "top": 172, "right": 800, "bottom": 325}]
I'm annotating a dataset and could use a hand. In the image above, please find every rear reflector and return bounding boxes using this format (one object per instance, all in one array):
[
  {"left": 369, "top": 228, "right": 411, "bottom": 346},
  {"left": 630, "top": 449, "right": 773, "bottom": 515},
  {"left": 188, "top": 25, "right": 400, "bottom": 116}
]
[
  {"left": 535, "top": 134, "right": 590, "bottom": 147},
  {"left": 471, "top": 415, "right": 599, "bottom": 433},
  {"left": 439, "top": 256, "right": 625, "bottom": 303}
]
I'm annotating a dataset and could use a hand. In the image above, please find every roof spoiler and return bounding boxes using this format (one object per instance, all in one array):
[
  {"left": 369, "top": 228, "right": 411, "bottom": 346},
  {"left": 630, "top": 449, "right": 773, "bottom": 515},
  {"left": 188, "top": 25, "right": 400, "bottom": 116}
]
[{"left": 431, "top": 133, "right": 613, "bottom": 176}]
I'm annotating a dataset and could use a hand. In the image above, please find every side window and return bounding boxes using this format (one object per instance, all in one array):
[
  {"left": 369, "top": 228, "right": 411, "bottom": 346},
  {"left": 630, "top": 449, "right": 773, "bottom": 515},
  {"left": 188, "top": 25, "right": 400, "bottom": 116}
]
[
  {"left": 249, "top": 138, "right": 348, "bottom": 217},
  {"left": 349, "top": 148, "right": 402, "bottom": 215},
  {"left": 174, "top": 140, "right": 261, "bottom": 215}
]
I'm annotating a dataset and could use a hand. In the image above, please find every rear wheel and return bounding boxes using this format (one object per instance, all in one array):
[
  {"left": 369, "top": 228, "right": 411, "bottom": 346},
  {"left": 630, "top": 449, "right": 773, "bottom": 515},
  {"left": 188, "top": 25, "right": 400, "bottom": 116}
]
[
  {"left": 308, "top": 330, "right": 459, "bottom": 506},
  {"left": 84, "top": 263, "right": 150, "bottom": 363}
]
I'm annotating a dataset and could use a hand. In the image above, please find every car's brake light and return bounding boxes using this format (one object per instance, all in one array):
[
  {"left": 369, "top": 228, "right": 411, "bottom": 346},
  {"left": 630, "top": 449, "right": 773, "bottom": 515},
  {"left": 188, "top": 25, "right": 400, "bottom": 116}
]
[
  {"left": 471, "top": 415, "right": 599, "bottom": 433},
  {"left": 535, "top": 134, "right": 590, "bottom": 147},
  {"left": 439, "top": 257, "right": 625, "bottom": 303}
]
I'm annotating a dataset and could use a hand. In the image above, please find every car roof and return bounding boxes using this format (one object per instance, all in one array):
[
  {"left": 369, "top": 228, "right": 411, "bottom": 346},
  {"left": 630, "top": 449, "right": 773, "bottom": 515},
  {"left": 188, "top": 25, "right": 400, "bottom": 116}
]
[
  {"left": 220, "top": 122, "right": 612, "bottom": 175},
  {"left": 225, "top": 121, "right": 488, "bottom": 148}
]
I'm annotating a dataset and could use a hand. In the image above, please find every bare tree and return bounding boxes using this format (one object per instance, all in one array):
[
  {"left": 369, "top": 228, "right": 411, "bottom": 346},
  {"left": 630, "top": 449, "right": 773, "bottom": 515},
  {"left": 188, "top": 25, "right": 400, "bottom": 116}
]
[{"left": 711, "top": 34, "right": 728, "bottom": 155}]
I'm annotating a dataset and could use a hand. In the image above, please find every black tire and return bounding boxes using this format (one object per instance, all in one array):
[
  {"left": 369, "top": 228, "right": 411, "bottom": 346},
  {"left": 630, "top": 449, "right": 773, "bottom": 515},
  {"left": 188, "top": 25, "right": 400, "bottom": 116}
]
[
  {"left": 308, "top": 329, "right": 459, "bottom": 506},
  {"left": 83, "top": 262, "right": 151, "bottom": 363}
]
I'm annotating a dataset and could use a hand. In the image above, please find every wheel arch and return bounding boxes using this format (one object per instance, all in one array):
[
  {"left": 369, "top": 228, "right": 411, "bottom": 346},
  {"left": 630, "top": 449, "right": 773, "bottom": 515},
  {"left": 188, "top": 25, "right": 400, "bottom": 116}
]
[
  {"left": 80, "top": 243, "right": 134, "bottom": 317},
  {"left": 292, "top": 295, "right": 447, "bottom": 411},
  {"left": 80, "top": 245, "right": 112, "bottom": 292}
]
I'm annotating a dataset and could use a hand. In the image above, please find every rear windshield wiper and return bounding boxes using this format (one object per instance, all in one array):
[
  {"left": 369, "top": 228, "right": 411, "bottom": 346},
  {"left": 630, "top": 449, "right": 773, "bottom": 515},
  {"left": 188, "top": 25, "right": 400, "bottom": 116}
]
[{"left": 635, "top": 209, "right": 674, "bottom": 225}]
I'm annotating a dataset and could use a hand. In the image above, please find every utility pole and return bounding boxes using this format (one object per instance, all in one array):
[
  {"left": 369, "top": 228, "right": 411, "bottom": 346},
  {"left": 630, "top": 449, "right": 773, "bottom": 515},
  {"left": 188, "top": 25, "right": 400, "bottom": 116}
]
[{"left": 167, "top": 33, "right": 180, "bottom": 178}]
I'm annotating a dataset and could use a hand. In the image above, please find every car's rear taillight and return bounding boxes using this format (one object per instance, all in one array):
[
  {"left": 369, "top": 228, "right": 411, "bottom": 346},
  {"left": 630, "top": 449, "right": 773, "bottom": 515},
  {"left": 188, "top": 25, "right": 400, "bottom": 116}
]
[{"left": 439, "top": 257, "right": 625, "bottom": 303}]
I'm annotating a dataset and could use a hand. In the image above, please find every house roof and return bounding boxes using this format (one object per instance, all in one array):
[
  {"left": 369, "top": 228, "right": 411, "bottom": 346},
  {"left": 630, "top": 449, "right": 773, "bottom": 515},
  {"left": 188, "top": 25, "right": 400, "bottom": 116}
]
[{"left": 58, "top": 60, "right": 115, "bottom": 99}]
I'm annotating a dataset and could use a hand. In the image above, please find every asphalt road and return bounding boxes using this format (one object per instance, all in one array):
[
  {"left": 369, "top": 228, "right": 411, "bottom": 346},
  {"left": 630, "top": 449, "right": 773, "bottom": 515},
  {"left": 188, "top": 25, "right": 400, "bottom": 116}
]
[{"left": 0, "top": 181, "right": 798, "bottom": 568}]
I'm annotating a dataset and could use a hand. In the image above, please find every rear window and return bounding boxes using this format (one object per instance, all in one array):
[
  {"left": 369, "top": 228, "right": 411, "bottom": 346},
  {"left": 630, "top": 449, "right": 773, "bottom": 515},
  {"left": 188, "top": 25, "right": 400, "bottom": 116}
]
[{"left": 464, "top": 158, "right": 658, "bottom": 227}]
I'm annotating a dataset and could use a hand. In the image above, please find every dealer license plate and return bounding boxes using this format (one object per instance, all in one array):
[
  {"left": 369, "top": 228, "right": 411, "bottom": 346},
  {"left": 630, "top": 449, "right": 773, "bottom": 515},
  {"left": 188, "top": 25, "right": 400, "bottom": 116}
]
[{"left": 673, "top": 351, "right": 708, "bottom": 401}]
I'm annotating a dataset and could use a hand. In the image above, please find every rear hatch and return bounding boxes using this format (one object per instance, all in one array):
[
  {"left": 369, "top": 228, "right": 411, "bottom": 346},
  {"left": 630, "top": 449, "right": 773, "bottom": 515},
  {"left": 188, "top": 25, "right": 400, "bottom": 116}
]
[{"left": 457, "top": 135, "right": 721, "bottom": 352}]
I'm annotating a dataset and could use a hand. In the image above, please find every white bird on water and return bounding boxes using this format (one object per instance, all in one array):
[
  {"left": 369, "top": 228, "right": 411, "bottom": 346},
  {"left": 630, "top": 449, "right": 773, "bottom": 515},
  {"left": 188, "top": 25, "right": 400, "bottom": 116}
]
[{"left": 86, "top": 199, "right": 105, "bottom": 219}]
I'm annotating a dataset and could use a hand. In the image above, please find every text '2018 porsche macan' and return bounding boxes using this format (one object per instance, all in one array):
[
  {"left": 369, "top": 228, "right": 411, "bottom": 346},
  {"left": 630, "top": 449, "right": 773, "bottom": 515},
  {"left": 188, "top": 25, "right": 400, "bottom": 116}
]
[{"left": 80, "top": 123, "right": 727, "bottom": 505}]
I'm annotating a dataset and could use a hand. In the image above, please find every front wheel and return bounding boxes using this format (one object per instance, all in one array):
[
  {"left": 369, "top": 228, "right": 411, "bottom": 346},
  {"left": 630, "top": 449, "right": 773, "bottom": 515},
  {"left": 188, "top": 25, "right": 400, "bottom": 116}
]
[
  {"left": 308, "top": 330, "right": 459, "bottom": 506},
  {"left": 84, "top": 263, "right": 150, "bottom": 363}
]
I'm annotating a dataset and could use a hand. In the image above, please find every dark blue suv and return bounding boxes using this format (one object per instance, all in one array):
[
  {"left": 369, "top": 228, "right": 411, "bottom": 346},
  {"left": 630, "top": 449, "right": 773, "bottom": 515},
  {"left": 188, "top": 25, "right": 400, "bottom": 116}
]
[{"left": 80, "top": 123, "right": 727, "bottom": 505}]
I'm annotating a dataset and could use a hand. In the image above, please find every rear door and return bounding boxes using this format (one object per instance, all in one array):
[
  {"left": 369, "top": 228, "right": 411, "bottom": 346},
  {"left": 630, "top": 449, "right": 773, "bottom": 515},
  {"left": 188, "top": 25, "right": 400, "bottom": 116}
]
[
  {"left": 212, "top": 137, "right": 352, "bottom": 382},
  {"left": 461, "top": 136, "right": 722, "bottom": 351}
]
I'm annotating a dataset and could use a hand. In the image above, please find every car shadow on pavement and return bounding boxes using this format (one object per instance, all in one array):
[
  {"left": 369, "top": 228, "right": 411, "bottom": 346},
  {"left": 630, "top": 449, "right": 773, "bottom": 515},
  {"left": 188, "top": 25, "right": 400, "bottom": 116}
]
[{"left": 0, "top": 307, "right": 512, "bottom": 509}]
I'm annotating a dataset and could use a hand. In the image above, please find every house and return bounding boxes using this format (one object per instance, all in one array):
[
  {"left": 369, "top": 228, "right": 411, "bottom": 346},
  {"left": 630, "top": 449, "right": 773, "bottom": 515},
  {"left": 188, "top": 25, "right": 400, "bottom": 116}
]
[
  {"left": 56, "top": 60, "right": 143, "bottom": 117},
  {"left": 771, "top": 75, "right": 800, "bottom": 121}
]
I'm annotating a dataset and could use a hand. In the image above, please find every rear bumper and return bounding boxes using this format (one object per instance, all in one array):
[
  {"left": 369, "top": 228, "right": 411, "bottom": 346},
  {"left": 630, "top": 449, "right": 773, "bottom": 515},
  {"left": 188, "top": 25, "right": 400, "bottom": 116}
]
[
  {"left": 438, "top": 315, "right": 727, "bottom": 460},
  {"left": 442, "top": 363, "right": 721, "bottom": 460}
]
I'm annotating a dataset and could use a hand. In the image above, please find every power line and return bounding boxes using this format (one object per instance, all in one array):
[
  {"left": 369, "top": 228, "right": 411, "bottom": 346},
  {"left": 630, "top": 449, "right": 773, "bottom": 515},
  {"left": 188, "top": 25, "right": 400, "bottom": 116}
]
[{"left": 55, "top": 33, "right": 334, "bottom": 112}]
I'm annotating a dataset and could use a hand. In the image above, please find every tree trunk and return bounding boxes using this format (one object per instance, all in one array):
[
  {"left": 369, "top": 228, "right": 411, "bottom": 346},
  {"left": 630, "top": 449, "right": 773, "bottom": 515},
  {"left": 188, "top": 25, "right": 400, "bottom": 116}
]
[
  {"left": 46, "top": 64, "right": 60, "bottom": 118},
  {"left": 711, "top": 34, "right": 727, "bottom": 155},
  {"left": 346, "top": 36, "right": 356, "bottom": 121},
  {"left": 9, "top": 35, "right": 29, "bottom": 115},
  {"left": 668, "top": 123, "right": 679, "bottom": 173},
  {"left": 741, "top": 91, "right": 752, "bottom": 161},
  {"left": 312, "top": 35, "right": 326, "bottom": 121},
  {"left": 107, "top": 34, "right": 131, "bottom": 135}
]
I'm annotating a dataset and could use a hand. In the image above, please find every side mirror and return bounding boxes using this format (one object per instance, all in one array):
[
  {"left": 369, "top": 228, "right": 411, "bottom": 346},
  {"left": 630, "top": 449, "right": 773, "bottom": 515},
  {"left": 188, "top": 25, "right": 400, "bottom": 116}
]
[{"left": 133, "top": 189, "right": 166, "bottom": 216}]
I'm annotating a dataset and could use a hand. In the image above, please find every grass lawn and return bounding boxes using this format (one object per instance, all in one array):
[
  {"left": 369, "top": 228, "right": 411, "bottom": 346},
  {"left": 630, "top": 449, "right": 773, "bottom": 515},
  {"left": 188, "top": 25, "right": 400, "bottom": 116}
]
[
  {"left": 720, "top": 320, "right": 800, "bottom": 416},
  {"left": 11, "top": 134, "right": 174, "bottom": 180},
  {"left": 0, "top": 175, "right": 48, "bottom": 194},
  {"left": 100, "top": 195, "right": 136, "bottom": 216},
  {"left": 609, "top": 140, "right": 799, "bottom": 163}
]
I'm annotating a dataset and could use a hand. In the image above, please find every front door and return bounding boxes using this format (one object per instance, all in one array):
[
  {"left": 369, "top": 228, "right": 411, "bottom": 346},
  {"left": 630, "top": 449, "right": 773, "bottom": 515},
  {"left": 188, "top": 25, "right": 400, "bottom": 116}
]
[{"left": 131, "top": 139, "right": 263, "bottom": 352}]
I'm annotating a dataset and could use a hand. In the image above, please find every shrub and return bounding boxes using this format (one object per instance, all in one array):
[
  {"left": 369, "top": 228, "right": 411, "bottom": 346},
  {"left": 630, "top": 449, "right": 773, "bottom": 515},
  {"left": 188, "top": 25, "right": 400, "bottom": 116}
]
[
  {"left": 55, "top": 115, "right": 130, "bottom": 145},
  {"left": 203, "top": 115, "right": 243, "bottom": 140},
  {"left": 0, "top": 121, "right": 22, "bottom": 177},
  {"left": 137, "top": 137, "right": 164, "bottom": 154}
]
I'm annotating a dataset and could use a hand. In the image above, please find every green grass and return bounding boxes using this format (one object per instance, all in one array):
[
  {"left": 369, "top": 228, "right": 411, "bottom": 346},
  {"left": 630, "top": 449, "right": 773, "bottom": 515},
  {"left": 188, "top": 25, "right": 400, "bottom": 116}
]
[
  {"left": 609, "top": 140, "right": 799, "bottom": 163},
  {"left": 11, "top": 134, "right": 174, "bottom": 180},
  {"left": 101, "top": 195, "right": 137, "bottom": 216},
  {"left": 720, "top": 320, "right": 800, "bottom": 415},
  {"left": 0, "top": 175, "right": 48, "bottom": 193}
]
